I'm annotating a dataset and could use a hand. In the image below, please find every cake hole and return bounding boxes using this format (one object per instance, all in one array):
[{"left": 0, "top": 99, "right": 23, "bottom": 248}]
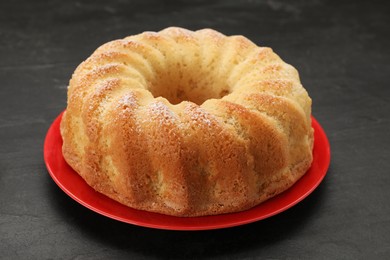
[
  {"left": 146, "top": 66, "right": 231, "bottom": 105},
  {"left": 148, "top": 82, "right": 231, "bottom": 105}
]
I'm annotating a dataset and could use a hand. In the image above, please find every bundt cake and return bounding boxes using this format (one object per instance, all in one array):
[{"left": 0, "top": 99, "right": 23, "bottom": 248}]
[{"left": 60, "top": 27, "right": 314, "bottom": 217}]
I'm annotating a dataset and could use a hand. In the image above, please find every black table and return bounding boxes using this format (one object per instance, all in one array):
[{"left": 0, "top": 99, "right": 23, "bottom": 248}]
[{"left": 1, "top": 0, "right": 389, "bottom": 258}]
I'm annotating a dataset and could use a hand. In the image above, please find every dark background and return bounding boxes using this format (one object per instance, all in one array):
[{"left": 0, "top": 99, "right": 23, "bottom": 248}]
[{"left": 1, "top": 0, "right": 389, "bottom": 258}]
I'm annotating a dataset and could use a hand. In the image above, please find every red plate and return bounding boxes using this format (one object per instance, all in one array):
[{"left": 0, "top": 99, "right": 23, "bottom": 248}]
[{"left": 44, "top": 111, "right": 330, "bottom": 230}]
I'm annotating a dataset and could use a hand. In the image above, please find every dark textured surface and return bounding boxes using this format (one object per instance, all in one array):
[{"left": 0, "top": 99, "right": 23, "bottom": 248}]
[{"left": 1, "top": 0, "right": 389, "bottom": 258}]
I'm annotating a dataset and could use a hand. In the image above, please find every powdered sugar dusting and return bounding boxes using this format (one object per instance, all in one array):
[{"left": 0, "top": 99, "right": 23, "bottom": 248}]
[
  {"left": 118, "top": 92, "right": 137, "bottom": 108},
  {"left": 130, "top": 101, "right": 179, "bottom": 134},
  {"left": 115, "top": 92, "right": 139, "bottom": 121},
  {"left": 160, "top": 27, "right": 194, "bottom": 40},
  {"left": 120, "top": 39, "right": 143, "bottom": 50},
  {"left": 185, "top": 105, "right": 214, "bottom": 128},
  {"left": 147, "top": 101, "right": 178, "bottom": 126}
]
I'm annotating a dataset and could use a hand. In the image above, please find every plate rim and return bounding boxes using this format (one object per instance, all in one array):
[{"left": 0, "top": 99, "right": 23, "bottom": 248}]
[{"left": 44, "top": 111, "right": 330, "bottom": 231}]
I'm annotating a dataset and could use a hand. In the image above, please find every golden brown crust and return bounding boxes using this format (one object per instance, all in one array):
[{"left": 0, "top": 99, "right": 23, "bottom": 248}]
[{"left": 60, "top": 27, "right": 313, "bottom": 217}]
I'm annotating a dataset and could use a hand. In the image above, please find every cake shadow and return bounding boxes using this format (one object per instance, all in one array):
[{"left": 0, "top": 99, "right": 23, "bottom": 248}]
[{"left": 46, "top": 166, "right": 331, "bottom": 258}]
